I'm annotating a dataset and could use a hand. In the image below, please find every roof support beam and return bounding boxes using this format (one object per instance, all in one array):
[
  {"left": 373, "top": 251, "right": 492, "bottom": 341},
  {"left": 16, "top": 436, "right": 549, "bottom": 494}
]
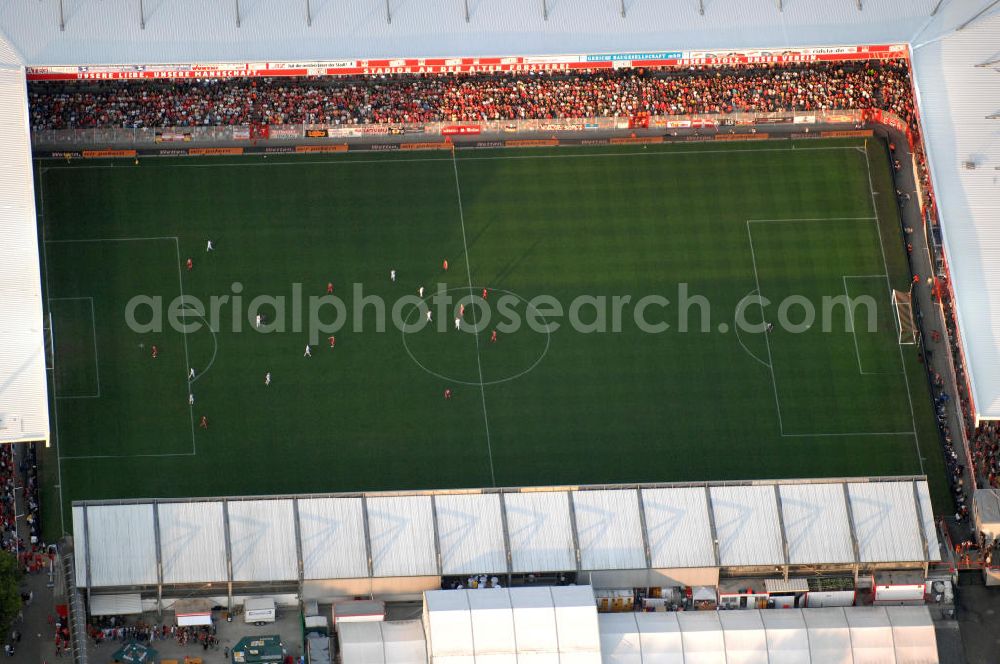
[
  {"left": 498, "top": 493, "right": 514, "bottom": 576},
  {"left": 386, "top": 0, "right": 392, "bottom": 23},
  {"left": 361, "top": 495, "right": 375, "bottom": 578},
  {"left": 958, "top": 0, "right": 1000, "bottom": 30},
  {"left": 773, "top": 485, "right": 791, "bottom": 579},
  {"left": 292, "top": 499, "right": 305, "bottom": 596},
  {"left": 704, "top": 486, "right": 721, "bottom": 567},
  {"left": 58, "top": 0, "right": 65, "bottom": 31},
  {"left": 976, "top": 57, "right": 1000, "bottom": 67},
  {"left": 153, "top": 501, "right": 164, "bottom": 617},
  {"left": 464, "top": 0, "right": 470, "bottom": 22},
  {"left": 636, "top": 488, "right": 653, "bottom": 569},
  {"left": 855, "top": 0, "right": 863, "bottom": 10},
  {"left": 620, "top": 0, "right": 627, "bottom": 18},
  {"left": 140, "top": 0, "right": 146, "bottom": 29},
  {"left": 543, "top": 0, "right": 549, "bottom": 20},
  {"left": 842, "top": 484, "right": 862, "bottom": 575},
  {"left": 222, "top": 500, "right": 234, "bottom": 610},
  {"left": 567, "top": 491, "right": 582, "bottom": 572},
  {"left": 930, "top": 0, "right": 946, "bottom": 16},
  {"left": 698, "top": 0, "right": 705, "bottom": 15},
  {"left": 911, "top": 481, "right": 931, "bottom": 563},
  {"left": 306, "top": 0, "right": 312, "bottom": 26},
  {"left": 82, "top": 504, "right": 92, "bottom": 605},
  {"left": 235, "top": 0, "right": 241, "bottom": 28},
  {"left": 430, "top": 495, "right": 443, "bottom": 576}
]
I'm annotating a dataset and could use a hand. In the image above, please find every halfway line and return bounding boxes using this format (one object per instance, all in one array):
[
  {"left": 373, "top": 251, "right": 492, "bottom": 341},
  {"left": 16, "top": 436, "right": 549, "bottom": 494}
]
[{"left": 451, "top": 151, "right": 497, "bottom": 487}]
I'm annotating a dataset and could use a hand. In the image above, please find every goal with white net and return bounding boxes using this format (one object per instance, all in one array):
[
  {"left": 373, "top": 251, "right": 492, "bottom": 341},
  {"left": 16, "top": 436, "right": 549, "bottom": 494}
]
[{"left": 892, "top": 288, "right": 917, "bottom": 345}]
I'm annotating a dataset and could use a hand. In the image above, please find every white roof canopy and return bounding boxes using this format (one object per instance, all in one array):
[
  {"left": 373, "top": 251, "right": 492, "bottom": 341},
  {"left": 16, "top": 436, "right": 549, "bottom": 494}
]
[
  {"left": 0, "top": 0, "right": 955, "bottom": 65},
  {"left": 911, "top": 6, "right": 1000, "bottom": 420},
  {"left": 71, "top": 479, "right": 940, "bottom": 589},
  {"left": 0, "top": 58, "right": 48, "bottom": 445}
]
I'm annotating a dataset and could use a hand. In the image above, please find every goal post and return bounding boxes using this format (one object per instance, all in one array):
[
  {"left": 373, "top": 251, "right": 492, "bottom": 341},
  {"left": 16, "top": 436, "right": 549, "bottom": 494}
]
[{"left": 892, "top": 288, "right": 917, "bottom": 345}]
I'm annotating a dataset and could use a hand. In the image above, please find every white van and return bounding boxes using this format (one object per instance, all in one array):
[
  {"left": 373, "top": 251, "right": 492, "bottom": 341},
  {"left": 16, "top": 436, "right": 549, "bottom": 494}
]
[{"left": 244, "top": 597, "right": 277, "bottom": 625}]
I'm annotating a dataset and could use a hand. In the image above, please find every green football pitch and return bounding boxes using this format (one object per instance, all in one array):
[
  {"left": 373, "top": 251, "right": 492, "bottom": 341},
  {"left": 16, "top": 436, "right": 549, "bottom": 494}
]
[{"left": 35, "top": 138, "right": 947, "bottom": 540}]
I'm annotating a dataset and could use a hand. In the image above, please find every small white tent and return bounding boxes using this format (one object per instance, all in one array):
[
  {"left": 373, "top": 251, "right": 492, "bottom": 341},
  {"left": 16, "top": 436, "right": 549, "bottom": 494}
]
[{"left": 339, "top": 619, "right": 427, "bottom": 664}]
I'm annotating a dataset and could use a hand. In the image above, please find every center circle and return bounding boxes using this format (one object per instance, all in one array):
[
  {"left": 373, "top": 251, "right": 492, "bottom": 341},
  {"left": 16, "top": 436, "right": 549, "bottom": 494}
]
[{"left": 400, "top": 287, "right": 551, "bottom": 386}]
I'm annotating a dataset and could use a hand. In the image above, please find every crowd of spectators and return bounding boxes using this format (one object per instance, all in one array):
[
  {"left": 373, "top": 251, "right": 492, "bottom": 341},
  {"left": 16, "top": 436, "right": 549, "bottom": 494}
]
[
  {"left": 27, "top": 60, "right": 915, "bottom": 130},
  {"left": 1, "top": 444, "right": 41, "bottom": 563},
  {"left": 971, "top": 422, "right": 1000, "bottom": 489},
  {"left": 89, "top": 620, "right": 220, "bottom": 650}
]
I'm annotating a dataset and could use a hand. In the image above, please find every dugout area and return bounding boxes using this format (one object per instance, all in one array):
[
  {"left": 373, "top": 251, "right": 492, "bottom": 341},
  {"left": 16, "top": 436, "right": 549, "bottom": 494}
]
[{"left": 36, "top": 138, "right": 947, "bottom": 541}]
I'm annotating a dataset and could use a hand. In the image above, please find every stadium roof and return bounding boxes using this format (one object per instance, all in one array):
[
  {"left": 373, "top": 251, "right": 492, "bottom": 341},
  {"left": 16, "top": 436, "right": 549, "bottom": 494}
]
[
  {"left": 71, "top": 478, "right": 940, "bottom": 590},
  {"left": 0, "top": 49, "right": 48, "bottom": 445},
  {"left": 0, "top": 0, "right": 967, "bottom": 65},
  {"left": 910, "top": 5, "right": 1000, "bottom": 421}
]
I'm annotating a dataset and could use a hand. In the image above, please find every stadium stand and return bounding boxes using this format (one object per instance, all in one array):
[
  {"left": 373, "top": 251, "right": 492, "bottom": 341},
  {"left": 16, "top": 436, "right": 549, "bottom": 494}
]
[{"left": 27, "top": 60, "right": 916, "bottom": 129}]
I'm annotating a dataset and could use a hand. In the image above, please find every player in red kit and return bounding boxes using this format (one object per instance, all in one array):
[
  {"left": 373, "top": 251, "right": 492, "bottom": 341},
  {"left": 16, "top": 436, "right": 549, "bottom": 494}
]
[
  {"left": 490, "top": 330, "right": 497, "bottom": 343},
  {"left": 329, "top": 336, "right": 336, "bottom": 349},
  {"left": 444, "top": 388, "right": 452, "bottom": 400},
  {"left": 151, "top": 345, "right": 158, "bottom": 359},
  {"left": 186, "top": 258, "right": 193, "bottom": 271},
  {"left": 443, "top": 259, "right": 449, "bottom": 271},
  {"left": 482, "top": 288, "right": 488, "bottom": 299},
  {"left": 326, "top": 282, "right": 334, "bottom": 294}
]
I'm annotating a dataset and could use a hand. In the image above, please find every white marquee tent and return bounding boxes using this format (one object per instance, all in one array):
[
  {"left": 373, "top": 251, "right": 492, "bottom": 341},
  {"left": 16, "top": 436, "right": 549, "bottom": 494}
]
[
  {"left": 423, "top": 585, "right": 602, "bottom": 663},
  {"left": 599, "top": 606, "right": 938, "bottom": 664},
  {"left": 338, "top": 620, "right": 428, "bottom": 664}
]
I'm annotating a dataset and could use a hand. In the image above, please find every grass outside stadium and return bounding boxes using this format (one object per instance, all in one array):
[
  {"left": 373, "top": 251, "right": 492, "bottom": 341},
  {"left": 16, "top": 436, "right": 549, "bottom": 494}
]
[{"left": 36, "top": 137, "right": 947, "bottom": 542}]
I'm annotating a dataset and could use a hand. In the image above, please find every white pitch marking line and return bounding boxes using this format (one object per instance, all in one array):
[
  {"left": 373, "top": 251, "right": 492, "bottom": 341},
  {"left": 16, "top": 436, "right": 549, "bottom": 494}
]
[
  {"left": 173, "top": 236, "right": 198, "bottom": 456},
  {"left": 47, "top": 235, "right": 198, "bottom": 459},
  {"left": 733, "top": 289, "right": 772, "bottom": 370},
  {"left": 748, "top": 217, "right": 878, "bottom": 224},
  {"left": 842, "top": 275, "right": 904, "bottom": 376},
  {"left": 843, "top": 276, "right": 866, "bottom": 376},
  {"left": 748, "top": 214, "right": 919, "bottom": 440},
  {"left": 48, "top": 296, "right": 101, "bottom": 398},
  {"left": 781, "top": 431, "right": 917, "bottom": 438},
  {"left": 745, "top": 220, "right": 784, "bottom": 434},
  {"left": 36, "top": 161, "right": 68, "bottom": 535},
  {"left": 38, "top": 144, "right": 865, "bottom": 170},
  {"left": 45, "top": 236, "right": 180, "bottom": 243},
  {"left": 451, "top": 150, "right": 497, "bottom": 488},
  {"left": 862, "top": 141, "right": 922, "bottom": 469}
]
